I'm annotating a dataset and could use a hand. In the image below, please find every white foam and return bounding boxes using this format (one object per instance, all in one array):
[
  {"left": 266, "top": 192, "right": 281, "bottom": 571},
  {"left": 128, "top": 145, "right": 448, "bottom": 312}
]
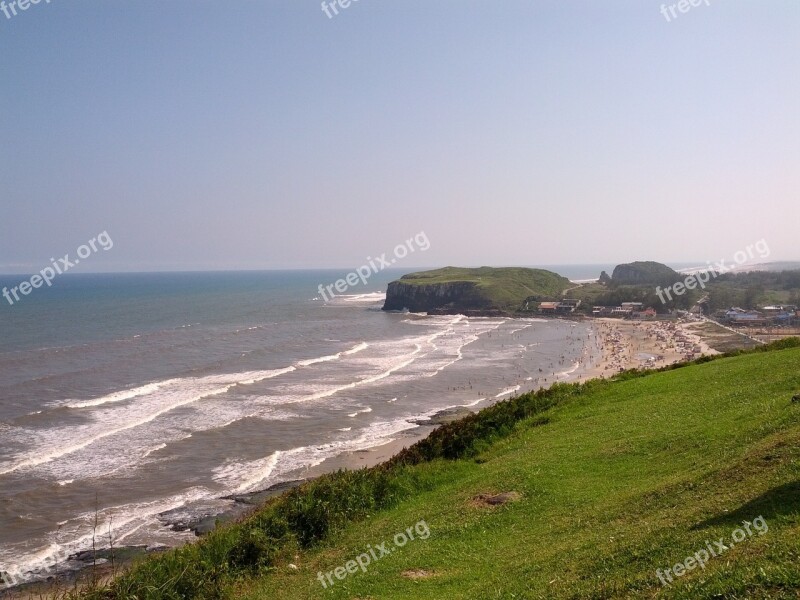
[
  {"left": 507, "top": 324, "right": 533, "bottom": 335},
  {"left": 214, "top": 452, "right": 282, "bottom": 495},
  {"left": 0, "top": 366, "right": 301, "bottom": 477},
  {"left": 0, "top": 488, "right": 209, "bottom": 585},
  {"left": 142, "top": 443, "right": 167, "bottom": 458},
  {"left": 296, "top": 344, "right": 424, "bottom": 403},
  {"left": 338, "top": 292, "right": 386, "bottom": 302},
  {"left": 297, "top": 341, "right": 368, "bottom": 366},
  {"left": 66, "top": 382, "right": 166, "bottom": 409},
  {"left": 298, "top": 353, "right": 340, "bottom": 366},
  {"left": 495, "top": 385, "right": 521, "bottom": 398},
  {"left": 556, "top": 361, "right": 581, "bottom": 380},
  {"left": 343, "top": 342, "right": 369, "bottom": 355},
  {"left": 459, "top": 397, "right": 486, "bottom": 408},
  {"left": 347, "top": 407, "right": 372, "bottom": 417},
  {"left": 237, "top": 366, "right": 297, "bottom": 385},
  {"left": 212, "top": 419, "right": 419, "bottom": 494},
  {"left": 0, "top": 384, "right": 228, "bottom": 476}
]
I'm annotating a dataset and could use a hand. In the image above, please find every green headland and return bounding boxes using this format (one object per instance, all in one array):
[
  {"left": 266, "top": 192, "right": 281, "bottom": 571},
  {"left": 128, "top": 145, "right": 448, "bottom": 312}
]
[{"left": 382, "top": 266, "right": 571, "bottom": 313}]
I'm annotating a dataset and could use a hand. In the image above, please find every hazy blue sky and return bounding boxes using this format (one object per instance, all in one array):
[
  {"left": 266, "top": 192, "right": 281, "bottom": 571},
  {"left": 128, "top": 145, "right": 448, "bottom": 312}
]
[{"left": 1, "top": 1, "right": 798, "bottom": 274}]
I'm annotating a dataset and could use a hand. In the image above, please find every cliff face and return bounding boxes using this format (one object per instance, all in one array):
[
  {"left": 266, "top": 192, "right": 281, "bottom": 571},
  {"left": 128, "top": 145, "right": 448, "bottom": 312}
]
[{"left": 382, "top": 281, "right": 490, "bottom": 312}]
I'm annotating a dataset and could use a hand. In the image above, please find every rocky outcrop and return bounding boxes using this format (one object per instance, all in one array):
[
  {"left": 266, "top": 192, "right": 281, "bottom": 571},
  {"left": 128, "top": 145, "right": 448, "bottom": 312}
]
[
  {"left": 611, "top": 261, "right": 681, "bottom": 286},
  {"left": 383, "top": 281, "right": 490, "bottom": 312}
]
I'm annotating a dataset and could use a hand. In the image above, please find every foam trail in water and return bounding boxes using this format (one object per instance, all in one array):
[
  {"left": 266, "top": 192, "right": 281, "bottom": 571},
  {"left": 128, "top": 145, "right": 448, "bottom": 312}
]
[
  {"left": 347, "top": 407, "right": 372, "bottom": 417},
  {"left": 0, "top": 366, "right": 298, "bottom": 477},
  {"left": 66, "top": 382, "right": 167, "bottom": 409},
  {"left": 298, "top": 342, "right": 368, "bottom": 366},
  {"left": 213, "top": 419, "right": 420, "bottom": 494},
  {"left": 495, "top": 385, "right": 521, "bottom": 398},
  {"left": 299, "top": 345, "right": 423, "bottom": 402},
  {"left": 0, "top": 488, "right": 210, "bottom": 585}
]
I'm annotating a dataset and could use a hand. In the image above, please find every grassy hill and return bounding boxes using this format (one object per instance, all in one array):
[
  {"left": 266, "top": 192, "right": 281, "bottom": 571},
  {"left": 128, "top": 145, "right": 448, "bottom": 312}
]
[
  {"left": 382, "top": 267, "right": 571, "bottom": 312},
  {"left": 69, "top": 341, "right": 800, "bottom": 600}
]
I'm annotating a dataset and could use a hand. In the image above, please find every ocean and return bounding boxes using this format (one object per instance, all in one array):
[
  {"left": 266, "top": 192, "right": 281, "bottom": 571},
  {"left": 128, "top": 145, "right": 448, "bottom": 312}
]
[{"left": 0, "top": 269, "right": 601, "bottom": 583}]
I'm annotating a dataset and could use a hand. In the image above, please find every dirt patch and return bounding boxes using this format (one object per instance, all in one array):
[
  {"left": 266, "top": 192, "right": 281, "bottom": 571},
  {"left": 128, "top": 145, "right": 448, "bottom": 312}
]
[
  {"left": 401, "top": 569, "right": 435, "bottom": 579},
  {"left": 470, "top": 491, "right": 522, "bottom": 508}
]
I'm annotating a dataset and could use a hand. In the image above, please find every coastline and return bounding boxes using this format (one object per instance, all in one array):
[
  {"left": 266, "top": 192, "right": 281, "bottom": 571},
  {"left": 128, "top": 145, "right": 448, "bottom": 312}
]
[
  {"left": 104, "top": 317, "right": 719, "bottom": 537},
  {"left": 0, "top": 315, "right": 726, "bottom": 598}
]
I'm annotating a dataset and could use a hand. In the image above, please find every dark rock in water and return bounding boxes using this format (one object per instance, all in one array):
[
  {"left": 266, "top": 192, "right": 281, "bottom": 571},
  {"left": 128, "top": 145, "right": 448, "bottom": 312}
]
[
  {"left": 0, "top": 545, "right": 155, "bottom": 595},
  {"left": 225, "top": 479, "right": 306, "bottom": 506},
  {"left": 72, "top": 545, "right": 148, "bottom": 564},
  {"left": 410, "top": 407, "right": 475, "bottom": 426},
  {"left": 162, "top": 479, "right": 309, "bottom": 537},
  {"left": 191, "top": 511, "right": 243, "bottom": 536},
  {"left": 162, "top": 504, "right": 252, "bottom": 537}
]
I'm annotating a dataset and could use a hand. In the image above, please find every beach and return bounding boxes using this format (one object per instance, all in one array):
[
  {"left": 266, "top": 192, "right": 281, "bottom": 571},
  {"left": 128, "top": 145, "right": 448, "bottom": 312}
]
[
  {"left": 577, "top": 317, "right": 720, "bottom": 381},
  {"left": 0, "top": 299, "right": 736, "bottom": 598},
  {"left": 0, "top": 272, "right": 608, "bottom": 591}
]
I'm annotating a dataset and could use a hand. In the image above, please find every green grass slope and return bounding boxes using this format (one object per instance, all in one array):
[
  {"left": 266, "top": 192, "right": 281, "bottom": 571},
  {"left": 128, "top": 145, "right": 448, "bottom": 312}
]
[
  {"left": 71, "top": 341, "right": 800, "bottom": 600},
  {"left": 234, "top": 344, "right": 800, "bottom": 599}
]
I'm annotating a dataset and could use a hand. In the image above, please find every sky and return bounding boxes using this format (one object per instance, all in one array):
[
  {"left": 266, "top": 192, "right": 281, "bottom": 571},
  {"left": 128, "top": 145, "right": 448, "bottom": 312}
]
[{"left": 1, "top": 0, "right": 798, "bottom": 274}]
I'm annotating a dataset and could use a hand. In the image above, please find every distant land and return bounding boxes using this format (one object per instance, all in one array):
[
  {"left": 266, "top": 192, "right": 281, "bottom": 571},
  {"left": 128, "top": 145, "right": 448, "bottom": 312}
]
[
  {"left": 609, "top": 261, "right": 681, "bottom": 286},
  {"left": 384, "top": 263, "right": 800, "bottom": 315},
  {"left": 382, "top": 266, "right": 570, "bottom": 314}
]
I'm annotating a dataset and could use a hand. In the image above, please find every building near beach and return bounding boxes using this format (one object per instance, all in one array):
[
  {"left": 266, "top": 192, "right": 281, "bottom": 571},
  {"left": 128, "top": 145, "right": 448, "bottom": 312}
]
[{"left": 539, "top": 302, "right": 560, "bottom": 313}]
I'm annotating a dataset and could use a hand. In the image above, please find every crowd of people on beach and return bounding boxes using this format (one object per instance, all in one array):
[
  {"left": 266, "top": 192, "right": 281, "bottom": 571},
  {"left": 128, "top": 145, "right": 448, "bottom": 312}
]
[
  {"left": 449, "top": 317, "right": 714, "bottom": 403},
  {"left": 591, "top": 318, "right": 709, "bottom": 376}
]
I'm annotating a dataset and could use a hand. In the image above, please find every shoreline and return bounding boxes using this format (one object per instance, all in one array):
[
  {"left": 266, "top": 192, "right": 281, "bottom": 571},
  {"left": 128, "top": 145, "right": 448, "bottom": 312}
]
[{"left": 0, "top": 315, "right": 726, "bottom": 598}]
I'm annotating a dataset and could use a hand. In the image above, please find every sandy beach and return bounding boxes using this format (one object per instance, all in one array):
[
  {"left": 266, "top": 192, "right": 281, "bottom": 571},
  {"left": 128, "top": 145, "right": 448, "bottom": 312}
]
[{"left": 576, "top": 317, "right": 719, "bottom": 381}]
